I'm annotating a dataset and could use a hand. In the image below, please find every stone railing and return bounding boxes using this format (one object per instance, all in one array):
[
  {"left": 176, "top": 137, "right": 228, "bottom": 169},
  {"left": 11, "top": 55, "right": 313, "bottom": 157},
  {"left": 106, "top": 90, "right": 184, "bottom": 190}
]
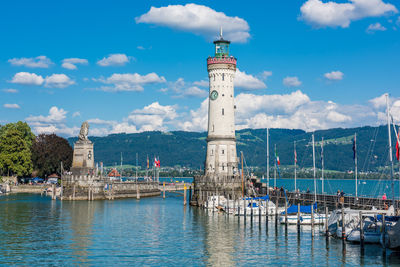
[{"left": 207, "top": 57, "right": 237, "bottom": 66}]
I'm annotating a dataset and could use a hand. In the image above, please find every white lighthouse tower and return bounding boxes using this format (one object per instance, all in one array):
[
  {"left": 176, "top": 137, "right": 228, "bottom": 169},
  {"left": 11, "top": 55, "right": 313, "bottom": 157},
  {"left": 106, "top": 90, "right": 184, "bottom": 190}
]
[
  {"left": 191, "top": 30, "right": 242, "bottom": 206},
  {"left": 205, "top": 29, "right": 238, "bottom": 177}
]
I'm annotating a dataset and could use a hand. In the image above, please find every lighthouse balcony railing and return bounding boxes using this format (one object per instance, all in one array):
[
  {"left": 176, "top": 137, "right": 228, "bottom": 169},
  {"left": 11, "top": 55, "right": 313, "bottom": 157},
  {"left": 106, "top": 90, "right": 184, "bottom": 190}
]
[{"left": 207, "top": 56, "right": 237, "bottom": 65}]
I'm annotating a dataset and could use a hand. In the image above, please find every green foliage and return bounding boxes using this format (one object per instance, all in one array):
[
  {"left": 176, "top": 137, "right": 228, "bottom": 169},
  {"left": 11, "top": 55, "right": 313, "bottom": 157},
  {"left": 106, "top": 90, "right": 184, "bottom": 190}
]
[
  {"left": 0, "top": 121, "right": 35, "bottom": 149},
  {"left": 0, "top": 127, "right": 33, "bottom": 177},
  {"left": 32, "top": 134, "right": 73, "bottom": 177}
]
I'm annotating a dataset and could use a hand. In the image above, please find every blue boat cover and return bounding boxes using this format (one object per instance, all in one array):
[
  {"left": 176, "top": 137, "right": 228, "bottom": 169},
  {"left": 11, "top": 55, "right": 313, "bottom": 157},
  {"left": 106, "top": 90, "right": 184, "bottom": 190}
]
[
  {"left": 244, "top": 195, "right": 270, "bottom": 201},
  {"left": 374, "top": 215, "right": 400, "bottom": 222},
  {"left": 281, "top": 203, "right": 318, "bottom": 215}
]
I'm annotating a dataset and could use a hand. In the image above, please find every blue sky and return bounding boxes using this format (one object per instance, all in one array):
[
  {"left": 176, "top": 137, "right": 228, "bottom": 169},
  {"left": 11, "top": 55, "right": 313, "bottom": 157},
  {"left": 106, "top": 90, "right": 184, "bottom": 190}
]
[{"left": 1, "top": 0, "right": 400, "bottom": 136}]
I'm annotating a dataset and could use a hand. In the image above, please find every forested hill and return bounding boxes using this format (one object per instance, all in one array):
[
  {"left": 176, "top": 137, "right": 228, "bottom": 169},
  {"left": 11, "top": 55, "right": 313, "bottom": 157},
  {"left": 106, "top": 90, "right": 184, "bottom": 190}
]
[{"left": 68, "top": 125, "right": 398, "bottom": 172}]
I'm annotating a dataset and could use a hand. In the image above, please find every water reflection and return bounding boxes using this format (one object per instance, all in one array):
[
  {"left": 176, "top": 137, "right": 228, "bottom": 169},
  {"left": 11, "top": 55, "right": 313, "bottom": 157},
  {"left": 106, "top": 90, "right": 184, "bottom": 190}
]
[{"left": 0, "top": 194, "right": 400, "bottom": 266}]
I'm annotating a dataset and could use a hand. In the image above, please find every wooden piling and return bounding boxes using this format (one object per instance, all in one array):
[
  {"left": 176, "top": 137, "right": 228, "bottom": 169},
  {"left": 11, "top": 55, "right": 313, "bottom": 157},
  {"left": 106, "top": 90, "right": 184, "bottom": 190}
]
[
  {"left": 52, "top": 184, "right": 56, "bottom": 200},
  {"left": 251, "top": 198, "right": 254, "bottom": 222},
  {"left": 359, "top": 211, "right": 364, "bottom": 248},
  {"left": 275, "top": 196, "right": 279, "bottom": 217},
  {"left": 227, "top": 194, "right": 230, "bottom": 216},
  {"left": 297, "top": 203, "right": 301, "bottom": 229},
  {"left": 244, "top": 197, "right": 247, "bottom": 217},
  {"left": 382, "top": 214, "right": 386, "bottom": 248},
  {"left": 341, "top": 206, "right": 346, "bottom": 240},
  {"left": 73, "top": 184, "right": 76, "bottom": 200},
  {"left": 266, "top": 199, "right": 269, "bottom": 222},
  {"left": 311, "top": 204, "right": 315, "bottom": 237},
  {"left": 163, "top": 182, "right": 165, "bottom": 199},
  {"left": 285, "top": 200, "right": 288, "bottom": 225},
  {"left": 325, "top": 206, "right": 329, "bottom": 236},
  {"left": 258, "top": 199, "right": 261, "bottom": 222},
  {"left": 183, "top": 184, "right": 187, "bottom": 206},
  {"left": 136, "top": 182, "right": 140, "bottom": 200}
]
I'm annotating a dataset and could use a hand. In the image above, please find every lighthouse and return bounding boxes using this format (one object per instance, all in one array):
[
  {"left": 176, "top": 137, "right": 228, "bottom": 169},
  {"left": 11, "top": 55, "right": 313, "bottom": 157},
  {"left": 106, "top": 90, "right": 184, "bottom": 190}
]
[
  {"left": 191, "top": 30, "right": 242, "bottom": 206},
  {"left": 205, "top": 29, "right": 238, "bottom": 177}
]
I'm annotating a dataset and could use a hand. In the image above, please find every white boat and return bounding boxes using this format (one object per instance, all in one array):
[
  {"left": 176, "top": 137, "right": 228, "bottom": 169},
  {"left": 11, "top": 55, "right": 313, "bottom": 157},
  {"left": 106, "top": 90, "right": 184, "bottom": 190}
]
[
  {"left": 204, "top": 195, "right": 227, "bottom": 210},
  {"left": 347, "top": 217, "right": 383, "bottom": 243},
  {"left": 381, "top": 218, "right": 400, "bottom": 249},
  {"left": 279, "top": 213, "right": 326, "bottom": 225},
  {"left": 327, "top": 206, "right": 395, "bottom": 238},
  {"left": 234, "top": 199, "right": 284, "bottom": 216}
]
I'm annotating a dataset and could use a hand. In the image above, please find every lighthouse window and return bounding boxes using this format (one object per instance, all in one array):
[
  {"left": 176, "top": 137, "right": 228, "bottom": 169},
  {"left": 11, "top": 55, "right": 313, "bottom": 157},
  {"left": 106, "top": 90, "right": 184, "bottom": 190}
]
[
  {"left": 222, "top": 108, "right": 224, "bottom": 115},
  {"left": 222, "top": 150, "right": 224, "bottom": 154},
  {"left": 222, "top": 165, "right": 224, "bottom": 171},
  {"left": 222, "top": 73, "right": 225, "bottom": 81},
  {"left": 213, "top": 74, "right": 215, "bottom": 81}
]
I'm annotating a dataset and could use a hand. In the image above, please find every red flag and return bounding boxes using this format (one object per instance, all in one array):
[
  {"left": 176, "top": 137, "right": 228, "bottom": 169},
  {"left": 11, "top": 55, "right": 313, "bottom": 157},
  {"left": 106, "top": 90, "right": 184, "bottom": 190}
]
[{"left": 396, "top": 133, "right": 399, "bottom": 161}]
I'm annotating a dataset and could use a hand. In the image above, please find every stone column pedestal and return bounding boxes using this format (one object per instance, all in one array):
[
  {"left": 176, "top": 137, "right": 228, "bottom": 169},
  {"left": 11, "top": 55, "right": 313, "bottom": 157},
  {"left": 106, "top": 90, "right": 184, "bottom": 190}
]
[{"left": 70, "top": 140, "right": 94, "bottom": 175}]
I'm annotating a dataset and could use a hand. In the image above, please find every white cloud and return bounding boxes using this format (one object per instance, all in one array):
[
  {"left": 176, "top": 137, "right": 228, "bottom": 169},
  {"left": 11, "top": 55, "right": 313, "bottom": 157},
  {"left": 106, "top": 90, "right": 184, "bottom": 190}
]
[
  {"left": 2, "top": 89, "right": 18, "bottom": 93},
  {"left": 300, "top": 0, "right": 398, "bottom": 28},
  {"left": 87, "top": 118, "right": 116, "bottom": 125},
  {"left": 11, "top": 72, "right": 44, "bottom": 85},
  {"left": 261, "top": 71, "right": 273, "bottom": 80},
  {"left": 10, "top": 72, "right": 74, "bottom": 88},
  {"left": 97, "top": 54, "right": 130, "bottom": 67},
  {"left": 178, "top": 98, "right": 208, "bottom": 131},
  {"left": 235, "top": 69, "right": 267, "bottom": 90},
  {"left": 283, "top": 76, "right": 302, "bottom": 87},
  {"left": 193, "top": 80, "right": 209, "bottom": 87},
  {"left": 44, "top": 74, "right": 75, "bottom": 88},
  {"left": 136, "top": 3, "right": 250, "bottom": 43},
  {"left": 369, "top": 93, "right": 387, "bottom": 109},
  {"left": 8, "top": 56, "right": 53, "bottom": 68},
  {"left": 366, "top": 22, "right": 387, "bottom": 33},
  {"left": 3, "top": 103, "right": 20, "bottom": 109},
  {"left": 26, "top": 106, "right": 67, "bottom": 124},
  {"left": 96, "top": 72, "right": 166, "bottom": 92},
  {"left": 181, "top": 86, "right": 208, "bottom": 98},
  {"left": 126, "top": 102, "right": 177, "bottom": 132},
  {"left": 137, "top": 46, "right": 145, "bottom": 50},
  {"left": 72, "top": 111, "right": 81, "bottom": 117},
  {"left": 324, "top": 70, "right": 344, "bottom": 80},
  {"left": 62, "top": 58, "right": 88, "bottom": 70}
]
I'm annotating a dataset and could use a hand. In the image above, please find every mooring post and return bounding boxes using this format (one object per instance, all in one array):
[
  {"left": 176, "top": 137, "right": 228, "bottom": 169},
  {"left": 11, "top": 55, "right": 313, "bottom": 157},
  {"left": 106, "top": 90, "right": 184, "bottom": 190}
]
[
  {"left": 325, "top": 206, "right": 329, "bottom": 236},
  {"left": 213, "top": 194, "right": 215, "bottom": 213},
  {"left": 359, "top": 211, "right": 364, "bottom": 248},
  {"left": 227, "top": 194, "right": 230, "bottom": 216},
  {"left": 285, "top": 200, "right": 288, "bottom": 225},
  {"left": 250, "top": 198, "right": 254, "bottom": 222},
  {"left": 258, "top": 199, "right": 261, "bottom": 222},
  {"left": 341, "top": 206, "right": 345, "bottom": 239},
  {"left": 163, "top": 182, "right": 165, "bottom": 199},
  {"left": 73, "top": 184, "right": 76, "bottom": 200},
  {"left": 266, "top": 199, "right": 269, "bottom": 222},
  {"left": 184, "top": 184, "right": 187, "bottom": 206},
  {"left": 275, "top": 196, "right": 279, "bottom": 217},
  {"left": 136, "top": 182, "right": 140, "bottom": 200},
  {"left": 382, "top": 214, "right": 386, "bottom": 248},
  {"left": 311, "top": 204, "right": 315, "bottom": 237},
  {"left": 297, "top": 203, "right": 301, "bottom": 230},
  {"left": 244, "top": 197, "right": 247, "bottom": 217},
  {"left": 52, "top": 184, "right": 56, "bottom": 200}
]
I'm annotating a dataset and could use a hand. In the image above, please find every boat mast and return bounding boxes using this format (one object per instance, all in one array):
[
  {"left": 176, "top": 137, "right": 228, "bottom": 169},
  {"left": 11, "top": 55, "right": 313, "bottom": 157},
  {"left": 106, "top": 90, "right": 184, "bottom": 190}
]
[
  {"left": 135, "top": 152, "right": 138, "bottom": 180},
  {"left": 241, "top": 151, "right": 244, "bottom": 197},
  {"left": 120, "top": 152, "right": 123, "bottom": 177},
  {"left": 321, "top": 137, "right": 324, "bottom": 194},
  {"left": 274, "top": 144, "right": 277, "bottom": 188},
  {"left": 312, "top": 133, "right": 316, "bottom": 202},
  {"left": 386, "top": 93, "right": 395, "bottom": 210},
  {"left": 294, "top": 140, "right": 297, "bottom": 191},
  {"left": 354, "top": 133, "right": 358, "bottom": 199},
  {"left": 267, "top": 128, "right": 270, "bottom": 194}
]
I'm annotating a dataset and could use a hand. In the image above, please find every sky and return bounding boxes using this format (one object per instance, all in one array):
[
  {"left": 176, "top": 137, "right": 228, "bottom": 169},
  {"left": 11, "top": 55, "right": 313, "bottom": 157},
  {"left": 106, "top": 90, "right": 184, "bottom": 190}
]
[{"left": 1, "top": 0, "right": 400, "bottom": 137}]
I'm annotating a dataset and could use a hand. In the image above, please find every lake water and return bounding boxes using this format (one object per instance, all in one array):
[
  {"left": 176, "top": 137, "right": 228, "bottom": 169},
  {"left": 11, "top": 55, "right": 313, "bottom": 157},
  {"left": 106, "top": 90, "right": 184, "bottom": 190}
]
[{"left": 1, "top": 193, "right": 400, "bottom": 266}]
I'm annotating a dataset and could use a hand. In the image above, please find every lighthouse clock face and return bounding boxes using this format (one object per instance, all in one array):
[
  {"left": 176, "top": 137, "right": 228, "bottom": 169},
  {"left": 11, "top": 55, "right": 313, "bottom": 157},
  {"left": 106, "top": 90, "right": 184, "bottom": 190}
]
[{"left": 210, "top": 90, "right": 218, "bottom": 100}]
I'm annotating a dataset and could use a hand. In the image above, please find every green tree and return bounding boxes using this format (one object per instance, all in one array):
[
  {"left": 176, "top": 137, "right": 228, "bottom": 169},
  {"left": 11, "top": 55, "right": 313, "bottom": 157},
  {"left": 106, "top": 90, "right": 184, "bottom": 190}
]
[
  {"left": 32, "top": 134, "right": 73, "bottom": 177},
  {"left": 0, "top": 121, "right": 35, "bottom": 149},
  {"left": 0, "top": 128, "right": 33, "bottom": 177}
]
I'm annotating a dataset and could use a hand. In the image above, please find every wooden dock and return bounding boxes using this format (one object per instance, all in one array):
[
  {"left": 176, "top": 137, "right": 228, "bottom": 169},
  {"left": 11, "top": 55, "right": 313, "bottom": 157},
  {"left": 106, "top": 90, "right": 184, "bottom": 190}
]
[{"left": 269, "top": 190, "right": 400, "bottom": 211}]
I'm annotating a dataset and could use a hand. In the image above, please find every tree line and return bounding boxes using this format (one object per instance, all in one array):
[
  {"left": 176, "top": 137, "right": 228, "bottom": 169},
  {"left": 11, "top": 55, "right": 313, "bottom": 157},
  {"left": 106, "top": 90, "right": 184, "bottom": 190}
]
[{"left": 0, "top": 121, "right": 72, "bottom": 179}]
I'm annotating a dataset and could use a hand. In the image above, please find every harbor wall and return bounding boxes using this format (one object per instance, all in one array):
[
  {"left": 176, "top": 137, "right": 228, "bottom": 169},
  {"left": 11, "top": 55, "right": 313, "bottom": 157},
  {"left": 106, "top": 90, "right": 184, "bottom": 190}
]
[{"left": 61, "top": 175, "right": 160, "bottom": 200}]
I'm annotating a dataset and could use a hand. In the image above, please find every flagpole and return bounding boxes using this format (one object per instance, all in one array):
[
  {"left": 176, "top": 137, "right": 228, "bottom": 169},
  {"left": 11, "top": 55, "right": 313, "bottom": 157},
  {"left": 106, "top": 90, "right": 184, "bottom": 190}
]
[
  {"left": 146, "top": 154, "right": 148, "bottom": 180},
  {"left": 120, "top": 152, "right": 123, "bottom": 178},
  {"left": 135, "top": 152, "right": 138, "bottom": 180},
  {"left": 386, "top": 93, "right": 395, "bottom": 210},
  {"left": 294, "top": 141, "right": 297, "bottom": 191},
  {"left": 321, "top": 137, "right": 324, "bottom": 194},
  {"left": 354, "top": 133, "right": 358, "bottom": 199},
  {"left": 267, "top": 128, "right": 270, "bottom": 194},
  {"left": 274, "top": 144, "right": 277, "bottom": 188},
  {"left": 312, "top": 133, "right": 316, "bottom": 203}
]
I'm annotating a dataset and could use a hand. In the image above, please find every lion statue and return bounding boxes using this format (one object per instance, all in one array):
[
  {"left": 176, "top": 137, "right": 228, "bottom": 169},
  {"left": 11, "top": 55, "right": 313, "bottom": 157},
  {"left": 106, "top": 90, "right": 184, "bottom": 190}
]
[{"left": 78, "top": 121, "right": 89, "bottom": 141}]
